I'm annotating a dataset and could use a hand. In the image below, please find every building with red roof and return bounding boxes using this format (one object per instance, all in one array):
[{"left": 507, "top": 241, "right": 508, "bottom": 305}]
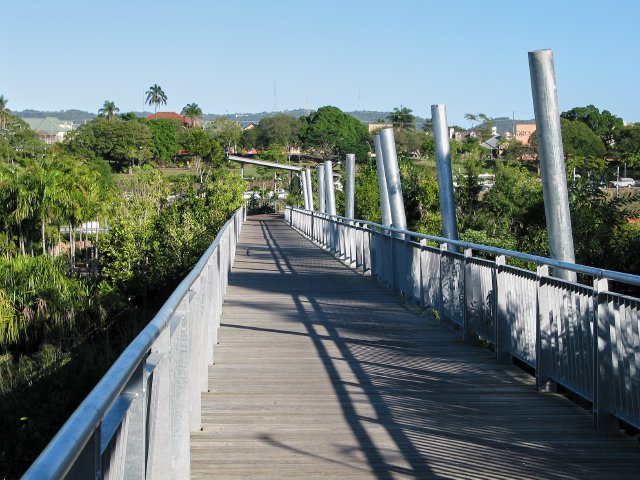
[{"left": 145, "top": 112, "right": 202, "bottom": 128}]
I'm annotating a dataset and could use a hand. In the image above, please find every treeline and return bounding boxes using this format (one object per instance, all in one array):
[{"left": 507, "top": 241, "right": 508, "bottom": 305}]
[{"left": 0, "top": 110, "right": 245, "bottom": 478}]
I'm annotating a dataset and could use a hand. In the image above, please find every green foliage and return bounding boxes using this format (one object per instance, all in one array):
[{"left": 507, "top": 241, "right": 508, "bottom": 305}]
[
  {"left": 301, "top": 106, "right": 370, "bottom": 161},
  {"left": 393, "top": 129, "right": 426, "bottom": 157},
  {"left": 257, "top": 144, "right": 286, "bottom": 163},
  {"left": 181, "top": 103, "right": 204, "bottom": 128},
  {"left": 63, "top": 118, "right": 153, "bottom": 171},
  {"left": 561, "top": 104, "right": 623, "bottom": 147},
  {"left": 145, "top": 84, "right": 167, "bottom": 114},
  {"left": 354, "top": 160, "right": 381, "bottom": 222},
  {"left": 398, "top": 157, "right": 439, "bottom": 232},
  {"left": 387, "top": 106, "right": 416, "bottom": 130},
  {"left": 455, "top": 157, "right": 483, "bottom": 228},
  {"left": 0, "top": 255, "right": 100, "bottom": 350},
  {"left": 560, "top": 118, "right": 607, "bottom": 158},
  {"left": 98, "top": 101, "right": 119, "bottom": 121},
  {"left": 613, "top": 124, "right": 640, "bottom": 163},
  {"left": 206, "top": 116, "right": 242, "bottom": 150},
  {"left": 0, "top": 114, "right": 48, "bottom": 163},
  {"left": 147, "top": 118, "right": 181, "bottom": 163},
  {"left": 256, "top": 114, "right": 302, "bottom": 149}
]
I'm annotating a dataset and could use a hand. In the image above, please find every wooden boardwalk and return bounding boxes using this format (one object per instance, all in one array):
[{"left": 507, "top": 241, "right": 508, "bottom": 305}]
[{"left": 191, "top": 215, "right": 640, "bottom": 480}]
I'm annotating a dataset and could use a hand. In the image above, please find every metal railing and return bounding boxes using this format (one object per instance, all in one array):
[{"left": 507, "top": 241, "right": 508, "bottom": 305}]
[
  {"left": 286, "top": 206, "right": 640, "bottom": 431},
  {"left": 23, "top": 207, "right": 245, "bottom": 480}
]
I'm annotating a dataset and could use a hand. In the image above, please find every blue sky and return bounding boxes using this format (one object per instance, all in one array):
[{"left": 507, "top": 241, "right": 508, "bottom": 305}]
[{"left": 3, "top": 0, "right": 639, "bottom": 126}]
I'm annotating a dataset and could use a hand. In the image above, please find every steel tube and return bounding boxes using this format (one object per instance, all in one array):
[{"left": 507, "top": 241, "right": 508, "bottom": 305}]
[
  {"left": 432, "top": 104, "right": 459, "bottom": 247},
  {"left": 300, "top": 172, "right": 310, "bottom": 210},
  {"left": 324, "top": 160, "right": 336, "bottom": 216},
  {"left": 529, "top": 49, "right": 576, "bottom": 282},
  {"left": 379, "top": 128, "right": 407, "bottom": 231},
  {"left": 374, "top": 135, "right": 392, "bottom": 226},
  {"left": 345, "top": 154, "right": 356, "bottom": 218},
  {"left": 316, "top": 164, "right": 326, "bottom": 213},
  {"left": 305, "top": 167, "right": 314, "bottom": 211}
]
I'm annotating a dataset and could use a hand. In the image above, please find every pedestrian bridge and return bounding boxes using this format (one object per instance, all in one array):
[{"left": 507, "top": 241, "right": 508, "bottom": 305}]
[{"left": 24, "top": 208, "right": 640, "bottom": 479}]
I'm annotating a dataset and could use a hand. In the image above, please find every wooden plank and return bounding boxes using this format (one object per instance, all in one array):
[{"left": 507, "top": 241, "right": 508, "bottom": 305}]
[{"left": 191, "top": 214, "right": 640, "bottom": 480}]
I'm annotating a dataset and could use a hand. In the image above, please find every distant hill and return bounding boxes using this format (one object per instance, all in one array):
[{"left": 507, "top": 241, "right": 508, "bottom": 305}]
[{"left": 14, "top": 108, "right": 429, "bottom": 128}]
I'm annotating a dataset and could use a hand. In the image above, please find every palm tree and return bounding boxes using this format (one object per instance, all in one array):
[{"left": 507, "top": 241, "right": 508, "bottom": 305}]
[
  {"left": 98, "top": 100, "right": 119, "bottom": 121},
  {"left": 145, "top": 84, "right": 167, "bottom": 114},
  {"left": 181, "top": 103, "right": 204, "bottom": 128},
  {"left": 387, "top": 105, "right": 416, "bottom": 131},
  {"left": 0, "top": 95, "right": 9, "bottom": 130}
]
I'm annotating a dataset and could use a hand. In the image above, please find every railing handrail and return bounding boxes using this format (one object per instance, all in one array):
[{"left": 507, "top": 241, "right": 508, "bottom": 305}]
[
  {"left": 23, "top": 207, "right": 244, "bottom": 480},
  {"left": 288, "top": 207, "right": 640, "bottom": 287}
]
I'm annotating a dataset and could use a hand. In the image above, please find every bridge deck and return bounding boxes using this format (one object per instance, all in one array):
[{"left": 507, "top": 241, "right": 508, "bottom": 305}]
[{"left": 191, "top": 215, "right": 640, "bottom": 480}]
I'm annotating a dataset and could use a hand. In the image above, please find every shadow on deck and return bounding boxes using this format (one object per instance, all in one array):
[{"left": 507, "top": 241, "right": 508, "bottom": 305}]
[{"left": 191, "top": 214, "right": 640, "bottom": 480}]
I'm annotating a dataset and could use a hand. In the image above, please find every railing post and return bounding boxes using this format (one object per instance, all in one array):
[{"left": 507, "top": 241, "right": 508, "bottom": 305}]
[
  {"left": 593, "top": 277, "right": 617, "bottom": 430},
  {"left": 65, "top": 427, "right": 100, "bottom": 480},
  {"left": 463, "top": 248, "right": 475, "bottom": 343},
  {"left": 494, "top": 255, "right": 511, "bottom": 364},
  {"left": 536, "top": 264, "right": 556, "bottom": 392},
  {"left": 122, "top": 362, "right": 147, "bottom": 480},
  {"left": 437, "top": 242, "right": 447, "bottom": 323},
  {"left": 419, "top": 239, "right": 427, "bottom": 309}
]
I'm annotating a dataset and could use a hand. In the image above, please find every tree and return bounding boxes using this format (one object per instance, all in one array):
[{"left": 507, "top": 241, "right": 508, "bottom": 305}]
[
  {"left": 147, "top": 118, "right": 181, "bottom": 163},
  {"left": 181, "top": 103, "right": 204, "bottom": 128},
  {"left": 98, "top": 101, "right": 119, "bottom": 121},
  {"left": 63, "top": 118, "right": 153, "bottom": 171},
  {"left": 561, "top": 105, "right": 623, "bottom": 147},
  {"left": 178, "top": 128, "right": 224, "bottom": 182},
  {"left": 301, "top": 106, "right": 369, "bottom": 161},
  {"left": 393, "top": 129, "right": 425, "bottom": 157},
  {"left": 256, "top": 113, "right": 302, "bottom": 151},
  {"left": 559, "top": 118, "right": 607, "bottom": 158},
  {"left": 613, "top": 124, "right": 640, "bottom": 170},
  {"left": 0, "top": 95, "right": 9, "bottom": 131},
  {"left": 387, "top": 105, "right": 416, "bottom": 130},
  {"left": 145, "top": 84, "right": 167, "bottom": 114},
  {"left": 205, "top": 116, "right": 242, "bottom": 152}
]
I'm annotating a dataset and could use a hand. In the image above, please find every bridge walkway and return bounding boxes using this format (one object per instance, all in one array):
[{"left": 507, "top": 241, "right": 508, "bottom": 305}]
[{"left": 191, "top": 214, "right": 640, "bottom": 479}]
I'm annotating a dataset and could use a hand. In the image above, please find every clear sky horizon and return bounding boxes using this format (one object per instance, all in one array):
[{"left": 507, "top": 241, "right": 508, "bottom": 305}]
[{"left": 3, "top": 0, "right": 639, "bottom": 127}]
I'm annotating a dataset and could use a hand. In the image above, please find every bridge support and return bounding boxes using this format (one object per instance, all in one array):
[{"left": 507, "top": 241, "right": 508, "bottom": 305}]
[
  {"left": 324, "top": 161, "right": 336, "bottom": 216},
  {"left": 529, "top": 49, "right": 576, "bottom": 282},
  {"left": 316, "top": 164, "right": 326, "bottom": 213},
  {"left": 374, "top": 134, "right": 392, "bottom": 227},
  {"left": 301, "top": 172, "right": 310, "bottom": 210},
  {"left": 432, "top": 104, "right": 459, "bottom": 249},
  {"left": 345, "top": 154, "right": 356, "bottom": 218},
  {"left": 305, "top": 168, "right": 314, "bottom": 211},
  {"left": 380, "top": 128, "right": 407, "bottom": 234}
]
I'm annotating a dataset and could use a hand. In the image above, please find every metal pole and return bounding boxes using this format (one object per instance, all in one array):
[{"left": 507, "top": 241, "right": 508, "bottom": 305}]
[
  {"left": 305, "top": 167, "right": 314, "bottom": 211},
  {"left": 316, "top": 164, "right": 326, "bottom": 213},
  {"left": 301, "top": 172, "right": 310, "bottom": 210},
  {"left": 324, "top": 160, "right": 336, "bottom": 216},
  {"left": 528, "top": 48, "right": 576, "bottom": 282},
  {"left": 374, "top": 134, "right": 392, "bottom": 227},
  {"left": 379, "top": 128, "right": 407, "bottom": 231},
  {"left": 432, "top": 104, "right": 459, "bottom": 247},
  {"left": 345, "top": 154, "right": 355, "bottom": 218}
]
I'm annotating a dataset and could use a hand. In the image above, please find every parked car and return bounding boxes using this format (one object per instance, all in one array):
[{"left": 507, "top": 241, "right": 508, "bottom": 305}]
[
  {"left": 611, "top": 178, "right": 635, "bottom": 188},
  {"left": 243, "top": 191, "right": 261, "bottom": 200}
]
